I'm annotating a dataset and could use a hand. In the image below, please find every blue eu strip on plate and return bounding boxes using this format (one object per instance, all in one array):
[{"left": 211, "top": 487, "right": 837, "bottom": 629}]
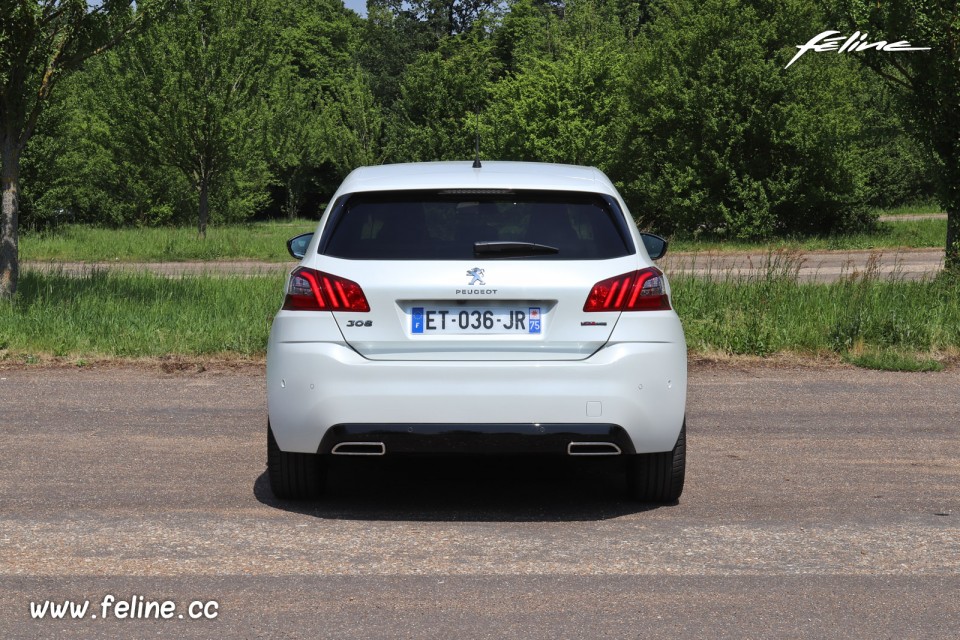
[{"left": 411, "top": 307, "right": 424, "bottom": 334}]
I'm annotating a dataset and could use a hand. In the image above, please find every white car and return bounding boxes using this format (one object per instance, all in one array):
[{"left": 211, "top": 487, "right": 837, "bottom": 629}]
[{"left": 266, "top": 161, "right": 687, "bottom": 502}]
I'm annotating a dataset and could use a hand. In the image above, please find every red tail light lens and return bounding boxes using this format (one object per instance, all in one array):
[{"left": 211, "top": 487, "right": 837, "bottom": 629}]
[
  {"left": 583, "top": 267, "right": 671, "bottom": 312},
  {"left": 282, "top": 267, "right": 370, "bottom": 312}
]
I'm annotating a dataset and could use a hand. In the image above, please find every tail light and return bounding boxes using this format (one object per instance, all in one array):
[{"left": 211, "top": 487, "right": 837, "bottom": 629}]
[
  {"left": 583, "top": 267, "right": 671, "bottom": 312},
  {"left": 282, "top": 267, "right": 370, "bottom": 312}
]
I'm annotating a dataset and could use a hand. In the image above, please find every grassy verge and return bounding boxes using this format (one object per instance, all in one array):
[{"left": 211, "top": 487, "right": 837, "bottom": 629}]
[
  {"left": 21, "top": 215, "right": 948, "bottom": 263},
  {"left": 668, "top": 218, "right": 946, "bottom": 253},
  {"left": 871, "top": 201, "right": 944, "bottom": 216},
  {"left": 2, "top": 270, "right": 957, "bottom": 371},
  {"left": 0, "top": 271, "right": 284, "bottom": 358},
  {"left": 673, "top": 270, "right": 959, "bottom": 370},
  {"left": 20, "top": 220, "right": 316, "bottom": 263}
]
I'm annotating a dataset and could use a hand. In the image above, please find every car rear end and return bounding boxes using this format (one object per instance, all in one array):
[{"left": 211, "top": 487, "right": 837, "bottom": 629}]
[{"left": 267, "top": 162, "right": 687, "bottom": 501}]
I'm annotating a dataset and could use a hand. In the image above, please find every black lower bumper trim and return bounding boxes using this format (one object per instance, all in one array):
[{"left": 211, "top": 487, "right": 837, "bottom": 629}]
[{"left": 318, "top": 423, "right": 635, "bottom": 455}]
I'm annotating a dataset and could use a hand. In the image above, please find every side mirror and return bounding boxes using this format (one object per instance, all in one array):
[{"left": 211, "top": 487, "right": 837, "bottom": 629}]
[
  {"left": 640, "top": 233, "right": 668, "bottom": 260},
  {"left": 286, "top": 232, "right": 314, "bottom": 260}
]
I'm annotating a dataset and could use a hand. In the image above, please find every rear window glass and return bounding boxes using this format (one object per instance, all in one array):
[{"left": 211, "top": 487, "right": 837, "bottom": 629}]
[{"left": 320, "top": 190, "right": 634, "bottom": 260}]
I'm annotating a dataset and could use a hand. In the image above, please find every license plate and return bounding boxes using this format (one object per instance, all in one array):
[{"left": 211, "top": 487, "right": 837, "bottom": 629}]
[{"left": 411, "top": 307, "right": 542, "bottom": 334}]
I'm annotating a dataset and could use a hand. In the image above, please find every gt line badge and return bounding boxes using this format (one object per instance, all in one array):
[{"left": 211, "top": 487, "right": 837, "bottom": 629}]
[{"left": 466, "top": 267, "right": 485, "bottom": 286}]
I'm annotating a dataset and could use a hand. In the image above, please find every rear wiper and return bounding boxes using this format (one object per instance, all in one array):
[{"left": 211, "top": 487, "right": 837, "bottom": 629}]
[{"left": 474, "top": 241, "right": 559, "bottom": 258}]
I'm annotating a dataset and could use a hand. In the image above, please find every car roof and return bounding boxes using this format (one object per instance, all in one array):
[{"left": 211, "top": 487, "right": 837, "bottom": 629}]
[{"left": 335, "top": 161, "right": 619, "bottom": 197}]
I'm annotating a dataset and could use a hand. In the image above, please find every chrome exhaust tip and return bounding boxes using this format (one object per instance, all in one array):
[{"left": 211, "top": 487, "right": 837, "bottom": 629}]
[
  {"left": 567, "top": 442, "right": 622, "bottom": 456},
  {"left": 331, "top": 442, "right": 386, "bottom": 456}
]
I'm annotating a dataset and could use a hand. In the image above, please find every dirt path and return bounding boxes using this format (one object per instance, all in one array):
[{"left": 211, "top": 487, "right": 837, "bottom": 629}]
[
  {"left": 660, "top": 247, "right": 945, "bottom": 282},
  {"left": 22, "top": 247, "right": 947, "bottom": 282},
  {"left": 877, "top": 213, "right": 946, "bottom": 222},
  {"left": 21, "top": 259, "right": 291, "bottom": 277}
]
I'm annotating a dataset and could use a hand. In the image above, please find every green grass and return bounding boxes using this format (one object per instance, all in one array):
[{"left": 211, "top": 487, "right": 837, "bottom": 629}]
[
  {"left": 872, "top": 201, "right": 944, "bottom": 217},
  {"left": 20, "top": 213, "right": 948, "bottom": 263},
  {"left": 1, "top": 269, "right": 956, "bottom": 370},
  {"left": 842, "top": 349, "right": 943, "bottom": 372},
  {"left": 20, "top": 220, "right": 316, "bottom": 263},
  {"left": 673, "top": 270, "right": 959, "bottom": 369},
  {"left": 668, "top": 218, "right": 947, "bottom": 253},
  {"left": 0, "top": 271, "right": 285, "bottom": 357}
]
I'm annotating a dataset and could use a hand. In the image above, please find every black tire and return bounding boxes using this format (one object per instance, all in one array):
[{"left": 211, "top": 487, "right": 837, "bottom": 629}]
[
  {"left": 267, "top": 422, "right": 327, "bottom": 500},
  {"left": 627, "top": 419, "right": 685, "bottom": 503}
]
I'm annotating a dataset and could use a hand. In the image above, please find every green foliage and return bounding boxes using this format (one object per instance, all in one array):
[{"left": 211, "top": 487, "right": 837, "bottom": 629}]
[
  {"left": 386, "top": 28, "right": 499, "bottom": 161},
  {"left": 388, "top": 0, "right": 502, "bottom": 37},
  {"left": 615, "top": 0, "right": 874, "bottom": 240},
  {"left": 1, "top": 1, "right": 171, "bottom": 297},
  {"left": 493, "top": 0, "right": 558, "bottom": 74},
  {"left": 486, "top": 0, "right": 629, "bottom": 169},
  {"left": 119, "top": 0, "right": 277, "bottom": 232},
  {"left": 266, "top": 0, "right": 374, "bottom": 218},
  {"left": 21, "top": 69, "right": 190, "bottom": 229},
  {"left": 835, "top": 0, "right": 960, "bottom": 269},
  {"left": 18, "top": 0, "right": 373, "bottom": 231},
  {"left": 360, "top": 0, "right": 439, "bottom": 105},
  {"left": 859, "top": 89, "right": 937, "bottom": 210},
  {"left": 10, "top": 0, "right": 952, "bottom": 248},
  {"left": 20, "top": 0, "right": 280, "bottom": 231}
]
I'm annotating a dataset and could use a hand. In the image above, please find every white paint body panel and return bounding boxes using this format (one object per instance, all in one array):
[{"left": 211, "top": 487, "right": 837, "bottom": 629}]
[{"left": 267, "top": 161, "right": 687, "bottom": 454}]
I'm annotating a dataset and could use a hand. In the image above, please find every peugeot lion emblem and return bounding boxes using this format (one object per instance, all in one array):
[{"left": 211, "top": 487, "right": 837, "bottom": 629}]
[{"left": 466, "top": 268, "right": 485, "bottom": 286}]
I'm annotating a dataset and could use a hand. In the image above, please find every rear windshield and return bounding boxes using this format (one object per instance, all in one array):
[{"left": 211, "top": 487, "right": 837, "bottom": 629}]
[{"left": 319, "top": 190, "right": 634, "bottom": 260}]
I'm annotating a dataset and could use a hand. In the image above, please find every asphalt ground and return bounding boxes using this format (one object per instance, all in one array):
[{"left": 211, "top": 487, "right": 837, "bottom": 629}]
[{"left": 1, "top": 362, "right": 958, "bottom": 638}]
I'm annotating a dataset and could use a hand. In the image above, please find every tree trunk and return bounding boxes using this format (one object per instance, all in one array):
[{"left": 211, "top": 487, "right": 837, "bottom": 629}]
[
  {"left": 198, "top": 178, "right": 209, "bottom": 240},
  {"left": 287, "top": 187, "right": 298, "bottom": 221},
  {"left": 947, "top": 209, "right": 959, "bottom": 272},
  {"left": 1, "top": 135, "right": 20, "bottom": 299},
  {"left": 286, "top": 171, "right": 302, "bottom": 221},
  {"left": 941, "top": 144, "right": 959, "bottom": 272}
]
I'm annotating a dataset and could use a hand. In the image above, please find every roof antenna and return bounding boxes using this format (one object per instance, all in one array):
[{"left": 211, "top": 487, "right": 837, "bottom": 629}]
[{"left": 472, "top": 109, "right": 482, "bottom": 169}]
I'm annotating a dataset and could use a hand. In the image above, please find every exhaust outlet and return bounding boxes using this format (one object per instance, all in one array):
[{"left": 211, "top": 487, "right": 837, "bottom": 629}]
[
  {"left": 567, "top": 442, "right": 622, "bottom": 456},
  {"left": 331, "top": 442, "right": 386, "bottom": 456}
]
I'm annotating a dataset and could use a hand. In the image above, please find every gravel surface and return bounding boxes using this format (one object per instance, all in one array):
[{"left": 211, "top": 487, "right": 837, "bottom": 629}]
[{"left": 1, "top": 363, "right": 958, "bottom": 638}]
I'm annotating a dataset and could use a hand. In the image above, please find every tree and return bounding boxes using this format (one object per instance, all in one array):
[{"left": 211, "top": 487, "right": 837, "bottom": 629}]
[
  {"left": 376, "top": 0, "right": 500, "bottom": 38},
  {"left": 360, "top": 0, "right": 449, "bottom": 107},
  {"left": 0, "top": 0, "right": 165, "bottom": 297},
  {"left": 114, "top": 0, "right": 278, "bottom": 238},
  {"left": 487, "top": 0, "right": 629, "bottom": 170},
  {"left": 385, "top": 27, "right": 499, "bottom": 162},
  {"left": 328, "top": 68, "right": 384, "bottom": 170},
  {"left": 615, "top": 0, "right": 873, "bottom": 239},
  {"left": 19, "top": 62, "right": 191, "bottom": 229},
  {"left": 833, "top": 1, "right": 960, "bottom": 270},
  {"left": 266, "top": 0, "right": 375, "bottom": 219}
]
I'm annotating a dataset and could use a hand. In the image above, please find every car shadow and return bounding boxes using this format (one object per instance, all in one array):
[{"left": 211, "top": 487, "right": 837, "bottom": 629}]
[{"left": 253, "top": 455, "right": 670, "bottom": 522}]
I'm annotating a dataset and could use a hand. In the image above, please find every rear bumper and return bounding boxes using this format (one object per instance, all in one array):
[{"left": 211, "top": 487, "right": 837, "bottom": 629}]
[
  {"left": 267, "top": 336, "right": 687, "bottom": 455},
  {"left": 319, "top": 423, "right": 637, "bottom": 455}
]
